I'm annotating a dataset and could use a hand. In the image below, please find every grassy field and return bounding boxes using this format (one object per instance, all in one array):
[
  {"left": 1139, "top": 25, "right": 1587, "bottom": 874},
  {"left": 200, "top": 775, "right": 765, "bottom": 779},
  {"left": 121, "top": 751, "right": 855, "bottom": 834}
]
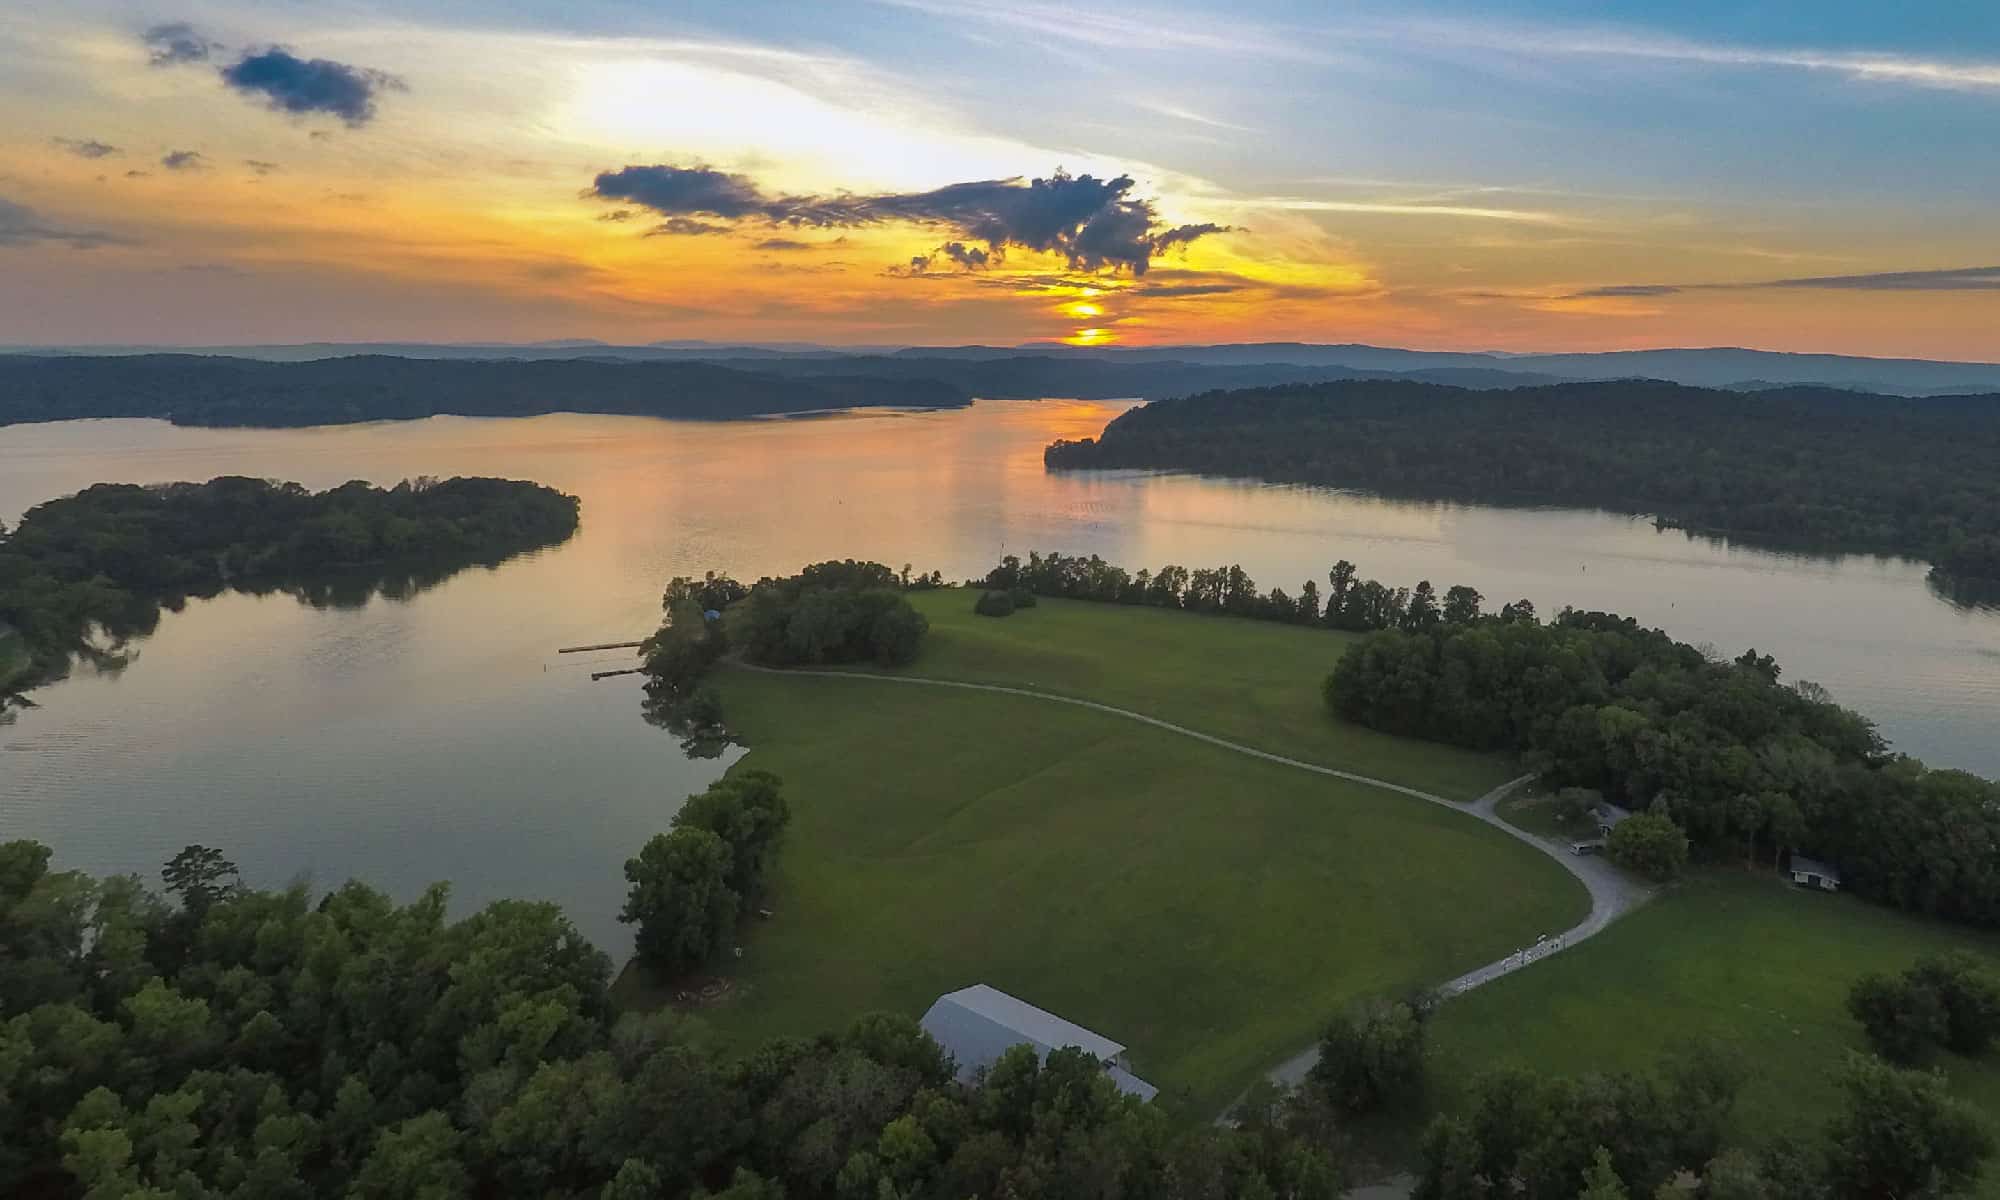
[
  {"left": 852, "top": 590, "right": 1514, "bottom": 801},
  {"left": 668, "top": 666, "right": 1587, "bottom": 1115},
  {"left": 1427, "top": 872, "right": 2000, "bottom": 1164}
]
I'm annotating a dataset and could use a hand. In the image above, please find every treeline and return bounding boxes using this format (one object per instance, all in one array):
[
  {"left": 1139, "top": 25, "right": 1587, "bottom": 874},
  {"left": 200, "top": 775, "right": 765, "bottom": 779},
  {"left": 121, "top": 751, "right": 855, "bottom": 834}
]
[
  {"left": 1043, "top": 378, "right": 2000, "bottom": 582},
  {"left": 0, "top": 355, "right": 968, "bottom": 429},
  {"left": 0, "top": 839, "right": 1357, "bottom": 1200},
  {"left": 984, "top": 551, "right": 1521, "bottom": 630},
  {"left": 1327, "top": 612, "right": 2000, "bottom": 926},
  {"left": 0, "top": 475, "right": 578, "bottom": 690}
]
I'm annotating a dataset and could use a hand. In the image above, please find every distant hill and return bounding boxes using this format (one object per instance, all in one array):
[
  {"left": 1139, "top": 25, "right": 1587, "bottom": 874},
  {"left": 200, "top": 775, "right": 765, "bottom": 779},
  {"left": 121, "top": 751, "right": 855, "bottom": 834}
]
[
  {"left": 11, "top": 340, "right": 2000, "bottom": 395},
  {"left": 0, "top": 355, "right": 969, "bottom": 428}
]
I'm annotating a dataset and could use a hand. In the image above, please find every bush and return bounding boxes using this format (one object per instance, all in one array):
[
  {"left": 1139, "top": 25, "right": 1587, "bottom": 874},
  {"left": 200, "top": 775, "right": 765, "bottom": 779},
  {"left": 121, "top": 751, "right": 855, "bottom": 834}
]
[
  {"left": 1008, "top": 587, "right": 1037, "bottom": 609},
  {"left": 1607, "top": 809, "right": 1689, "bottom": 881},
  {"left": 974, "top": 590, "right": 1015, "bottom": 617}
]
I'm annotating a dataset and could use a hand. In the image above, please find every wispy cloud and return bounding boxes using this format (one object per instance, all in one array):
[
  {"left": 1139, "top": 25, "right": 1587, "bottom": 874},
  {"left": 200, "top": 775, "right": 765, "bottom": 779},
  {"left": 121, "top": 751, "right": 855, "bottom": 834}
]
[
  {"left": 871, "top": 0, "right": 1339, "bottom": 64},
  {"left": 51, "top": 137, "right": 119, "bottom": 159},
  {"left": 876, "top": 1, "right": 2000, "bottom": 95},
  {"left": 1390, "top": 18, "right": 2000, "bottom": 93},
  {"left": 161, "top": 149, "right": 206, "bottom": 171},
  {"left": 0, "top": 196, "right": 125, "bottom": 249},
  {"left": 1566, "top": 264, "right": 2000, "bottom": 298},
  {"left": 1132, "top": 100, "right": 1255, "bottom": 133},
  {"left": 1230, "top": 196, "right": 1569, "bottom": 224}
]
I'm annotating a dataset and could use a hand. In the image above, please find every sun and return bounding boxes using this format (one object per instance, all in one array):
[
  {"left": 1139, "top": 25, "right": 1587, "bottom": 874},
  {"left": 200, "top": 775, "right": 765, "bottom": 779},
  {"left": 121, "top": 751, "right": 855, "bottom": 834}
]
[
  {"left": 1063, "top": 301, "right": 1104, "bottom": 319},
  {"left": 1068, "top": 327, "right": 1112, "bottom": 345}
]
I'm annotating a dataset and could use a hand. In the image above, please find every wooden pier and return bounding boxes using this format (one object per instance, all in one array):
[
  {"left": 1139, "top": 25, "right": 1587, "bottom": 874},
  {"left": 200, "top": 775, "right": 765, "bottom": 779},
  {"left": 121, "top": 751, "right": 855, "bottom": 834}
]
[{"left": 556, "top": 639, "right": 645, "bottom": 654}]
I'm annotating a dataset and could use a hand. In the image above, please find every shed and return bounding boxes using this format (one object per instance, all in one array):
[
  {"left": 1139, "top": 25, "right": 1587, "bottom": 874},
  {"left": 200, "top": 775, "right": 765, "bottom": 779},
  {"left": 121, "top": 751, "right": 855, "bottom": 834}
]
[
  {"left": 919, "top": 984, "right": 1159, "bottom": 1102},
  {"left": 1594, "top": 803, "right": 1634, "bottom": 839},
  {"left": 1789, "top": 855, "right": 1841, "bottom": 892}
]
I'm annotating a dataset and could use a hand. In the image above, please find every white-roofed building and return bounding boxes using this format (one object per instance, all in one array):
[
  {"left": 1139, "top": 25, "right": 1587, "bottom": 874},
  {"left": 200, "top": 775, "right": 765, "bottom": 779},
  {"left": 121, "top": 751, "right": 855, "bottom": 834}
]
[{"left": 919, "top": 983, "right": 1159, "bottom": 1102}]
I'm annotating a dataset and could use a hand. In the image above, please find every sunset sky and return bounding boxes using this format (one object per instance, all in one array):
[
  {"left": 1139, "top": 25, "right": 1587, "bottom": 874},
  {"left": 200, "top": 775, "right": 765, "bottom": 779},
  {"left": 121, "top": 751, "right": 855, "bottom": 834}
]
[{"left": 4, "top": 0, "right": 1998, "bottom": 356}]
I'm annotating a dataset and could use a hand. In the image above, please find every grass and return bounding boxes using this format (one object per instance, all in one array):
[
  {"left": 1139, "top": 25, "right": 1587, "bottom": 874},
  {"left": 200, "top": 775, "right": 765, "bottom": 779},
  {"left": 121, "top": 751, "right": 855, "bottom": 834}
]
[
  {"left": 664, "top": 665, "right": 1587, "bottom": 1115},
  {"left": 1496, "top": 790, "right": 1599, "bottom": 844},
  {"left": 853, "top": 590, "right": 1515, "bottom": 801},
  {"left": 1427, "top": 871, "right": 2000, "bottom": 1172}
]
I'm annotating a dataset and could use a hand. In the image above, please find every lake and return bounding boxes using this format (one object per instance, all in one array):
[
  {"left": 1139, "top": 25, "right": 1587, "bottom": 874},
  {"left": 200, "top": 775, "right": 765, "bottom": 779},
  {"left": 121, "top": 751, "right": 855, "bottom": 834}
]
[{"left": 4, "top": 401, "right": 1997, "bottom": 951}]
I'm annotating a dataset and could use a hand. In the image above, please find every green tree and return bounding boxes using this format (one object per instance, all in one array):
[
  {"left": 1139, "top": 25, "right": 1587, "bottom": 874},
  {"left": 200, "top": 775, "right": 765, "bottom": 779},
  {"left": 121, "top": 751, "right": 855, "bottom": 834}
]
[
  {"left": 1848, "top": 973, "right": 1948, "bottom": 1065},
  {"left": 620, "top": 828, "right": 738, "bottom": 976},
  {"left": 1442, "top": 585, "right": 1484, "bottom": 625},
  {"left": 672, "top": 772, "right": 790, "bottom": 902},
  {"left": 1821, "top": 1055, "right": 1992, "bottom": 1200},
  {"left": 351, "top": 1111, "right": 469, "bottom": 1200},
  {"left": 1579, "top": 1146, "right": 1628, "bottom": 1199},
  {"left": 1306, "top": 1002, "right": 1426, "bottom": 1115},
  {"left": 1606, "top": 810, "right": 1689, "bottom": 881},
  {"left": 160, "top": 845, "right": 240, "bottom": 915}
]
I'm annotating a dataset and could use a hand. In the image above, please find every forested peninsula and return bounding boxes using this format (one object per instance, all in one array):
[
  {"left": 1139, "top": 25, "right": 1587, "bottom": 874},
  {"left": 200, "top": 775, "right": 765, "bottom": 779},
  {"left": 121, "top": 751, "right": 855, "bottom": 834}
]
[
  {"left": 1043, "top": 379, "right": 2000, "bottom": 582},
  {"left": 0, "top": 475, "right": 578, "bottom": 692},
  {"left": 0, "top": 355, "right": 968, "bottom": 428}
]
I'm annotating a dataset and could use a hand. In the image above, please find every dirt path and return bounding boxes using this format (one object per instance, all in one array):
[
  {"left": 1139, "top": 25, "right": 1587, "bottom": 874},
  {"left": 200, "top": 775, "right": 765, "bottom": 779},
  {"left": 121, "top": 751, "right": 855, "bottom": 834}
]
[{"left": 724, "top": 662, "right": 1653, "bottom": 1089}]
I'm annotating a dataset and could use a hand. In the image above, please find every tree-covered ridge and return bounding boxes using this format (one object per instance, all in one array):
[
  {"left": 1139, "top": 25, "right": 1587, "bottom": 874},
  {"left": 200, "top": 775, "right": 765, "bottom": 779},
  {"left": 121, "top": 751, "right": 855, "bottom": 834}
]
[
  {"left": 1327, "top": 612, "right": 2000, "bottom": 927},
  {"left": 1043, "top": 378, "right": 2000, "bottom": 582},
  {"left": 0, "top": 355, "right": 968, "bottom": 429},
  {"left": 0, "top": 475, "right": 579, "bottom": 691}
]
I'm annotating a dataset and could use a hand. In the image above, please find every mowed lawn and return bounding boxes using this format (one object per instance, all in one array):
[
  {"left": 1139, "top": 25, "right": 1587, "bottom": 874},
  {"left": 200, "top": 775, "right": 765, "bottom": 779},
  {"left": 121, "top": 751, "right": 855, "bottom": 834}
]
[
  {"left": 1427, "top": 872, "right": 2000, "bottom": 1166},
  {"left": 855, "top": 590, "right": 1514, "bottom": 801},
  {"left": 690, "top": 667, "right": 1587, "bottom": 1115}
]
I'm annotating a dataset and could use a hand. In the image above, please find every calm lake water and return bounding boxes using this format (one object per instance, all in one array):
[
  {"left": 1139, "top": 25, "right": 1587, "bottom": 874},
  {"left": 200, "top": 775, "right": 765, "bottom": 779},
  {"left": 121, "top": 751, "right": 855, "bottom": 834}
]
[{"left": 4, "top": 401, "right": 1997, "bottom": 950}]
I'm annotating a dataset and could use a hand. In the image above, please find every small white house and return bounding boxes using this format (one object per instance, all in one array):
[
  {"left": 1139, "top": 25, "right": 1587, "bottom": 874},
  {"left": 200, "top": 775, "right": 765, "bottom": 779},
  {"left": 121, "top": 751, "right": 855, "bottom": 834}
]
[
  {"left": 919, "top": 984, "right": 1159, "bottom": 1102},
  {"left": 1790, "top": 855, "right": 1841, "bottom": 892}
]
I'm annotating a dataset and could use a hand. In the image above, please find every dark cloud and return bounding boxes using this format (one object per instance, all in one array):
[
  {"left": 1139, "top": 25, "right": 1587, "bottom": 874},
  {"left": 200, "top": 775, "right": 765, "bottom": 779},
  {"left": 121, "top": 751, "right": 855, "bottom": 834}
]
[
  {"left": 0, "top": 196, "right": 124, "bottom": 249},
  {"left": 244, "top": 159, "right": 280, "bottom": 175},
  {"left": 124, "top": 169, "right": 152, "bottom": 179},
  {"left": 645, "top": 217, "right": 732, "bottom": 237},
  {"left": 1566, "top": 284, "right": 1682, "bottom": 298},
  {"left": 591, "top": 165, "right": 767, "bottom": 219},
  {"left": 1565, "top": 264, "right": 2000, "bottom": 300},
  {"left": 939, "top": 241, "right": 990, "bottom": 270},
  {"left": 1763, "top": 264, "right": 2000, "bottom": 291},
  {"left": 143, "top": 22, "right": 220, "bottom": 67},
  {"left": 161, "top": 150, "right": 206, "bottom": 171},
  {"left": 1152, "top": 222, "right": 1234, "bottom": 253},
  {"left": 1136, "top": 282, "right": 1242, "bottom": 297},
  {"left": 597, "top": 209, "right": 635, "bottom": 222},
  {"left": 220, "top": 48, "right": 402, "bottom": 126},
  {"left": 753, "top": 237, "right": 811, "bottom": 251},
  {"left": 589, "top": 164, "right": 1233, "bottom": 275},
  {"left": 52, "top": 137, "right": 119, "bottom": 159}
]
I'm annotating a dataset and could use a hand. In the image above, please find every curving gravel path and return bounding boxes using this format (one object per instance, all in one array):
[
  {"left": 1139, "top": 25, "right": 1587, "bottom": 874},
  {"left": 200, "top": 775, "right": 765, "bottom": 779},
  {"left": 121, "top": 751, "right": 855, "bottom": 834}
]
[{"left": 724, "top": 662, "right": 1653, "bottom": 1089}]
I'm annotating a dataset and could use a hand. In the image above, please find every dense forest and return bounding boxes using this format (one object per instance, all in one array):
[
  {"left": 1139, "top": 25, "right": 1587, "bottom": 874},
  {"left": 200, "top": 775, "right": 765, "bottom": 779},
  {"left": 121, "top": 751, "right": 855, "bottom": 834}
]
[
  {"left": 1042, "top": 379, "right": 2000, "bottom": 581},
  {"left": 0, "top": 475, "right": 578, "bottom": 691},
  {"left": 0, "top": 356, "right": 967, "bottom": 428},
  {"left": 1328, "top": 612, "right": 2000, "bottom": 926},
  {"left": 3, "top": 838, "right": 1984, "bottom": 1200}
]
